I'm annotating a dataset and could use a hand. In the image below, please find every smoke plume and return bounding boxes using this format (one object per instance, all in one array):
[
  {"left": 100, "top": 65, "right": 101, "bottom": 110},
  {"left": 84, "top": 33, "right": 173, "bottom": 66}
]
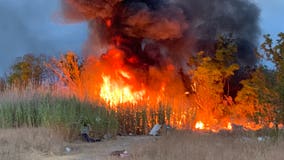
[{"left": 61, "top": 0, "right": 260, "bottom": 68}]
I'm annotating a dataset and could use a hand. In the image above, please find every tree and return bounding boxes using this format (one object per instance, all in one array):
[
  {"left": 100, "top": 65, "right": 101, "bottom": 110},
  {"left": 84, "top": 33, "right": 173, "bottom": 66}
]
[
  {"left": 7, "top": 54, "right": 47, "bottom": 89},
  {"left": 236, "top": 33, "right": 284, "bottom": 128},
  {"left": 188, "top": 36, "right": 239, "bottom": 125},
  {"left": 0, "top": 77, "right": 6, "bottom": 92},
  {"left": 235, "top": 67, "right": 275, "bottom": 125},
  {"left": 47, "top": 51, "right": 84, "bottom": 98}
]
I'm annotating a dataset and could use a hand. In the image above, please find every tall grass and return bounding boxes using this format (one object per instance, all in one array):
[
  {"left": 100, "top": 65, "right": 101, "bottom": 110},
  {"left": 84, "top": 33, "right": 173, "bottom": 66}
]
[
  {"left": 0, "top": 88, "right": 173, "bottom": 139},
  {"left": 115, "top": 103, "right": 172, "bottom": 135},
  {"left": 0, "top": 92, "right": 118, "bottom": 140}
]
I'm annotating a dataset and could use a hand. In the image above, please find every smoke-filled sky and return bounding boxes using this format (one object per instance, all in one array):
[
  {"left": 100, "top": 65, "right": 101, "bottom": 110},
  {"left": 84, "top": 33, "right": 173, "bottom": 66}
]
[{"left": 0, "top": 0, "right": 283, "bottom": 75}]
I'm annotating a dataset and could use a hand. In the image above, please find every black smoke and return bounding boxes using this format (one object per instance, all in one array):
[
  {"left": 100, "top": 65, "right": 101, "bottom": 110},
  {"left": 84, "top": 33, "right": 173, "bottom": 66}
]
[{"left": 61, "top": 0, "right": 260, "bottom": 67}]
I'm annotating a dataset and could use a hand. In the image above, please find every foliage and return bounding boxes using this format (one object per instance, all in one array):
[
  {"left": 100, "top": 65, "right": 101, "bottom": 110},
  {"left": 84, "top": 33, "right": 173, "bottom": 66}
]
[
  {"left": 261, "top": 33, "right": 284, "bottom": 124},
  {"left": 7, "top": 54, "right": 47, "bottom": 89},
  {"left": 236, "top": 33, "right": 284, "bottom": 127},
  {"left": 188, "top": 36, "right": 239, "bottom": 123},
  {"left": 235, "top": 67, "right": 275, "bottom": 124},
  {"left": 47, "top": 52, "right": 84, "bottom": 99}
]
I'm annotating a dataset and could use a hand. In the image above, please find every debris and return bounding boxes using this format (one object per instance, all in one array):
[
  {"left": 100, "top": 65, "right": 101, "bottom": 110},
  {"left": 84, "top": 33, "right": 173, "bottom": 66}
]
[
  {"left": 257, "top": 136, "right": 269, "bottom": 142},
  {"left": 110, "top": 150, "right": 129, "bottom": 157},
  {"left": 149, "top": 124, "right": 162, "bottom": 136},
  {"left": 65, "top": 146, "right": 71, "bottom": 153}
]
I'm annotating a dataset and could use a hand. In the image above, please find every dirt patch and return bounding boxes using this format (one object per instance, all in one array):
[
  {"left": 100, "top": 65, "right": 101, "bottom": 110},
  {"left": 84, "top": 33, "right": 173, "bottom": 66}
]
[{"left": 42, "top": 136, "right": 158, "bottom": 160}]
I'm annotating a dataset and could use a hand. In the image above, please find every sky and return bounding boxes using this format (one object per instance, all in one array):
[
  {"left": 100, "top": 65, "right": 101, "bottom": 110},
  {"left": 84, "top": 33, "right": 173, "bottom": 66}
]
[
  {"left": 0, "top": 0, "right": 87, "bottom": 75},
  {"left": 0, "top": 0, "right": 283, "bottom": 75}
]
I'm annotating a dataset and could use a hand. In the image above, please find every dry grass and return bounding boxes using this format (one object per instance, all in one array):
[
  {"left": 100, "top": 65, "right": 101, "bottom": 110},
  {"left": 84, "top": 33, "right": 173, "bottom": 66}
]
[
  {"left": 0, "top": 128, "right": 64, "bottom": 160},
  {"left": 130, "top": 131, "right": 284, "bottom": 160},
  {"left": 1, "top": 128, "right": 284, "bottom": 160}
]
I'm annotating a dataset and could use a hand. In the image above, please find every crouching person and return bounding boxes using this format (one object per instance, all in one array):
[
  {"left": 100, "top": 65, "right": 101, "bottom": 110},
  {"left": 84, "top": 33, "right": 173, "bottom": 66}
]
[{"left": 81, "top": 123, "right": 101, "bottom": 143}]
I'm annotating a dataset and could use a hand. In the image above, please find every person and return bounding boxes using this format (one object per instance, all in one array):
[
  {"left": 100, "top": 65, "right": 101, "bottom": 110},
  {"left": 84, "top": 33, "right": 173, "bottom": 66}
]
[{"left": 80, "top": 123, "right": 101, "bottom": 142}]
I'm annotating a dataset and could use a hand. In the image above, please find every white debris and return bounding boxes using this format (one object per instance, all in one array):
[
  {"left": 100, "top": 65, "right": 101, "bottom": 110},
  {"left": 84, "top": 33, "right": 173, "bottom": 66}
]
[
  {"left": 65, "top": 146, "right": 72, "bottom": 153},
  {"left": 149, "top": 124, "right": 162, "bottom": 136},
  {"left": 120, "top": 150, "right": 129, "bottom": 158},
  {"left": 257, "top": 136, "right": 269, "bottom": 142}
]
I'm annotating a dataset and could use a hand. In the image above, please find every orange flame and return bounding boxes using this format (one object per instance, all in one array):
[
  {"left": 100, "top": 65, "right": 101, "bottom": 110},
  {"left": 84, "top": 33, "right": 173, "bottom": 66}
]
[
  {"left": 227, "top": 122, "right": 232, "bottom": 130},
  {"left": 195, "top": 121, "right": 205, "bottom": 130},
  {"left": 50, "top": 48, "right": 276, "bottom": 133},
  {"left": 99, "top": 74, "right": 145, "bottom": 106}
]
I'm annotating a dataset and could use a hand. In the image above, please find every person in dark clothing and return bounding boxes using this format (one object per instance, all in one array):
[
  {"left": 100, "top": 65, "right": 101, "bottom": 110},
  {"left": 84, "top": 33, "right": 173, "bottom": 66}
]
[{"left": 80, "top": 123, "right": 101, "bottom": 142}]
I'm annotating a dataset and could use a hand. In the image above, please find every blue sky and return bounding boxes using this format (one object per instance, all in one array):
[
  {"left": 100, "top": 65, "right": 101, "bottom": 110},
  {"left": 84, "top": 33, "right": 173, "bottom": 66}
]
[
  {"left": 0, "top": 0, "right": 283, "bottom": 75},
  {"left": 257, "top": 0, "right": 284, "bottom": 39}
]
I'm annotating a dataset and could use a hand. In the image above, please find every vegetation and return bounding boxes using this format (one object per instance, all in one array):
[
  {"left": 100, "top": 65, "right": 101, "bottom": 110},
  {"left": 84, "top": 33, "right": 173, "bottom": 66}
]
[
  {"left": 7, "top": 54, "right": 48, "bottom": 89},
  {"left": 0, "top": 89, "right": 171, "bottom": 139},
  {"left": 0, "top": 93, "right": 118, "bottom": 140},
  {"left": 236, "top": 33, "right": 284, "bottom": 127},
  {"left": 0, "top": 128, "right": 63, "bottom": 160},
  {"left": 188, "top": 36, "right": 240, "bottom": 124},
  {"left": 0, "top": 33, "right": 284, "bottom": 139},
  {"left": 132, "top": 131, "right": 284, "bottom": 160}
]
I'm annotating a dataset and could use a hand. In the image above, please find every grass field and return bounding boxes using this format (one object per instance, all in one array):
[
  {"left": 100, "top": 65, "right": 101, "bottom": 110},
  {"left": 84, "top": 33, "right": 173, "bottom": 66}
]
[
  {"left": 0, "top": 128, "right": 63, "bottom": 160},
  {"left": 131, "top": 131, "right": 284, "bottom": 160},
  {"left": 0, "top": 128, "right": 284, "bottom": 160}
]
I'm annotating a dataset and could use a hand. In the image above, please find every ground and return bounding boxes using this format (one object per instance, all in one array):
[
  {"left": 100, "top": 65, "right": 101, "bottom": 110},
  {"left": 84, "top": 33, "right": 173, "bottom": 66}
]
[
  {"left": 1, "top": 128, "right": 284, "bottom": 160},
  {"left": 42, "top": 136, "right": 157, "bottom": 160}
]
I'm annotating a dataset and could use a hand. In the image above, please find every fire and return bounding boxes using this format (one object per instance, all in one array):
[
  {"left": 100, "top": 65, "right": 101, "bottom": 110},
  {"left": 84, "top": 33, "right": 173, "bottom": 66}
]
[
  {"left": 194, "top": 121, "right": 233, "bottom": 132},
  {"left": 99, "top": 74, "right": 145, "bottom": 106},
  {"left": 227, "top": 122, "right": 232, "bottom": 130},
  {"left": 60, "top": 0, "right": 268, "bottom": 134},
  {"left": 195, "top": 121, "right": 205, "bottom": 130}
]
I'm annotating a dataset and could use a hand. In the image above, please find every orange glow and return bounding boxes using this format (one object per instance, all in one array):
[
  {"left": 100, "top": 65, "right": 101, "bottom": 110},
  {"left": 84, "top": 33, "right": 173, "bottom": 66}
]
[
  {"left": 195, "top": 121, "right": 205, "bottom": 130},
  {"left": 227, "top": 122, "right": 232, "bottom": 130},
  {"left": 99, "top": 74, "right": 145, "bottom": 106},
  {"left": 50, "top": 46, "right": 274, "bottom": 133},
  {"left": 106, "top": 19, "right": 112, "bottom": 27},
  {"left": 119, "top": 70, "right": 131, "bottom": 79}
]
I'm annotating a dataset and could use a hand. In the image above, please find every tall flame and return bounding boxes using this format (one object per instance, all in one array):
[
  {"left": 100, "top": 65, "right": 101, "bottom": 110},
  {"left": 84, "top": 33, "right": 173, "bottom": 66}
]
[{"left": 99, "top": 74, "right": 145, "bottom": 107}]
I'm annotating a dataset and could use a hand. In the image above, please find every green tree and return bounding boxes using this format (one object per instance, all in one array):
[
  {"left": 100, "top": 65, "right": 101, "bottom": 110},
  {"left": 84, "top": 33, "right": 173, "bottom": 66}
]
[
  {"left": 261, "top": 33, "right": 284, "bottom": 125},
  {"left": 7, "top": 54, "right": 47, "bottom": 88}
]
